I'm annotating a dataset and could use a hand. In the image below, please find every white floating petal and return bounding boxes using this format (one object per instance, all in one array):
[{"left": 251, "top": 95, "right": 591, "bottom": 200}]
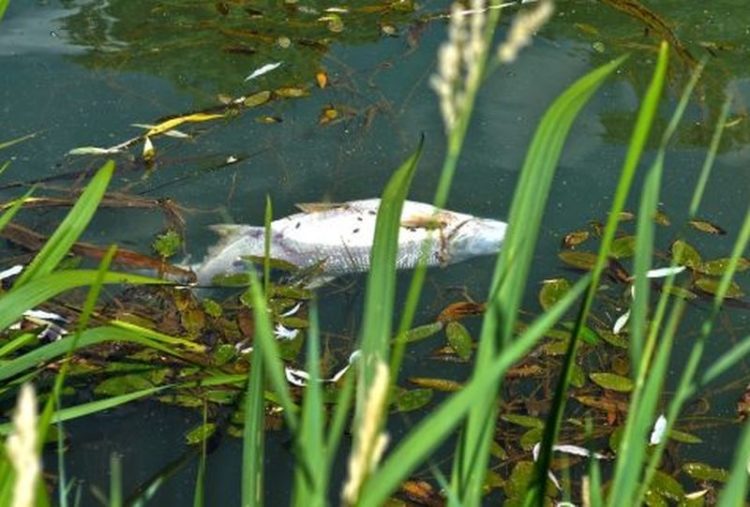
[
  {"left": 0, "top": 264, "right": 24, "bottom": 281},
  {"left": 646, "top": 266, "right": 686, "bottom": 279},
  {"left": 613, "top": 310, "right": 630, "bottom": 334},
  {"left": 280, "top": 302, "right": 302, "bottom": 317},
  {"left": 244, "top": 62, "right": 283, "bottom": 82},
  {"left": 650, "top": 414, "right": 667, "bottom": 445},
  {"left": 67, "top": 146, "right": 123, "bottom": 155}
]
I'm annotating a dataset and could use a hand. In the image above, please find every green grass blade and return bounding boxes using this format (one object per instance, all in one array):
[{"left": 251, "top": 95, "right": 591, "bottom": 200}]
[
  {"left": 293, "top": 302, "right": 325, "bottom": 507},
  {"left": 529, "top": 43, "right": 669, "bottom": 507},
  {"left": 689, "top": 97, "right": 732, "bottom": 216},
  {"left": 357, "top": 274, "right": 591, "bottom": 507},
  {"left": 0, "top": 188, "right": 33, "bottom": 233},
  {"left": 0, "top": 326, "right": 187, "bottom": 382},
  {"left": 192, "top": 404, "right": 208, "bottom": 507},
  {"left": 455, "top": 54, "right": 626, "bottom": 504},
  {"left": 0, "top": 385, "right": 169, "bottom": 435},
  {"left": 717, "top": 419, "right": 750, "bottom": 506},
  {"left": 358, "top": 137, "right": 423, "bottom": 379},
  {"left": 0, "top": 270, "right": 165, "bottom": 331},
  {"left": 0, "top": 132, "right": 36, "bottom": 151},
  {"left": 0, "top": 0, "right": 9, "bottom": 23},
  {"left": 242, "top": 329, "right": 265, "bottom": 507},
  {"left": 14, "top": 161, "right": 114, "bottom": 286},
  {"left": 243, "top": 270, "right": 298, "bottom": 431},
  {"left": 109, "top": 453, "right": 122, "bottom": 507}
]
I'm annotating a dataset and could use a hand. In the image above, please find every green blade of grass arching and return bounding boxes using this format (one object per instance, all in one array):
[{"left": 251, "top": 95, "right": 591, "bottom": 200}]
[
  {"left": 292, "top": 302, "right": 325, "bottom": 507},
  {"left": 528, "top": 42, "right": 669, "bottom": 507},
  {"left": 241, "top": 196, "right": 274, "bottom": 507},
  {"left": 0, "top": 1, "right": 9, "bottom": 24},
  {"left": 356, "top": 274, "right": 591, "bottom": 507},
  {"left": 605, "top": 57, "right": 705, "bottom": 507},
  {"left": 192, "top": 403, "right": 208, "bottom": 507},
  {"left": 0, "top": 269, "right": 165, "bottom": 331},
  {"left": 109, "top": 453, "right": 123, "bottom": 507},
  {"left": 0, "top": 188, "right": 33, "bottom": 233},
  {"left": 358, "top": 137, "right": 423, "bottom": 382},
  {"left": 13, "top": 160, "right": 114, "bottom": 287},
  {"left": 453, "top": 55, "right": 626, "bottom": 505}
]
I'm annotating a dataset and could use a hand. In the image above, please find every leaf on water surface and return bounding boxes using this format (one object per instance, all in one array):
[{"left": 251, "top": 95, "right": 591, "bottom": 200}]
[
  {"left": 693, "top": 277, "right": 745, "bottom": 299},
  {"left": 662, "top": 285, "right": 698, "bottom": 300},
  {"left": 561, "top": 229, "right": 590, "bottom": 249},
  {"left": 490, "top": 441, "right": 508, "bottom": 460},
  {"left": 400, "top": 480, "right": 441, "bottom": 506},
  {"left": 501, "top": 413, "right": 544, "bottom": 429},
  {"left": 590, "top": 372, "right": 633, "bottom": 392},
  {"left": 152, "top": 229, "right": 182, "bottom": 258},
  {"left": 682, "top": 462, "right": 729, "bottom": 483},
  {"left": 610, "top": 235, "right": 637, "bottom": 258},
  {"left": 407, "top": 377, "right": 462, "bottom": 392},
  {"left": 67, "top": 146, "right": 124, "bottom": 155},
  {"left": 145, "top": 113, "right": 226, "bottom": 137},
  {"left": 315, "top": 70, "right": 328, "bottom": 88},
  {"left": 274, "top": 86, "right": 309, "bottom": 98},
  {"left": 671, "top": 240, "right": 702, "bottom": 268},
  {"left": 558, "top": 251, "right": 598, "bottom": 270},
  {"left": 697, "top": 257, "right": 750, "bottom": 276},
  {"left": 393, "top": 388, "right": 433, "bottom": 412},
  {"left": 243, "top": 90, "right": 272, "bottom": 108},
  {"left": 95, "top": 374, "right": 158, "bottom": 396},
  {"left": 445, "top": 321, "right": 473, "bottom": 360},
  {"left": 669, "top": 429, "right": 703, "bottom": 444},
  {"left": 436, "top": 301, "right": 486, "bottom": 322},
  {"left": 598, "top": 328, "right": 629, "bottom": 348},
  {"left": 649, "top": 470, "right": 685, "bottom": 501},
  {"left": 401, "top": 322, "right": 443, "bottom": 343},
  {"left": 202, "top": 299, "right": 223, "bottom": 318},
  {"left": 318, "top": 105, "right": 339, "bottom": 125},
  {"left": 688, "top": 219, "right": 726, "bottom": 235},
  {"left": 185, "top": 423, "right": 217, "bottom": 445},
  {"left": 520, "top": 427, "right": 543, "bottom": 451},
  {"left": 570, "top": 363, "right": 586, "bottom": 388},
  {"left": 617, "top": 211, "right": 636, "bottom": 222},
  {"left": 256, "top": 115, "right": 282, "bottom": 124},
  {"left": 653, "top": 209, "right": 671, "bottom": 226},
  {"left": 538, "top": 278, "right": 572, "bottom": 310}
]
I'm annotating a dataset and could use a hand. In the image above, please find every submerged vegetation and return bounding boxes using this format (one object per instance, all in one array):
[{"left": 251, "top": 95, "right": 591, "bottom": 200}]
[{"left": 1, "top": 0, "right": 750, "bottom": 506}]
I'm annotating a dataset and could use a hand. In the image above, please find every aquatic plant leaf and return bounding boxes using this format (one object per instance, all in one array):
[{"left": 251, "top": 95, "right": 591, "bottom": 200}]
[
  {"left": 697, "top": 257, "right": 750, "bottom": 276},
  {"left": 611, "top": 235, "right": 637, "bottom": 258},
  {"left": 694, "top": 277, "right": 744, "bottom": 298},
  {"left": 558, "top": 251, "right": 598, "bottom": 270},
  {"left": 274, "top": 86, "right": 309, "bottom": 98},
  {"left": 671, "top": 240, "right": 702, "bottom": 268},
  {"left": 202, "top": 299, "right": 222, "bottom": 318},
  {"left": 185, "top": 423, "right": 217, "bottom": 445},
  {"left": 505, "top": 461, "right": 536, "bottom": 499},
  {"left": 490, "top": 441, "right": 508, "bottom": 460},
  {"left": 436, "top": 301, "right": 486, "bottom": 322},
  {"left": 688, "top": 219, "right": 726, "bottom": 235},
  {"left": 653, "top": 210, "right": 671, "bottom": 226},
  {"left": 407, "top": 377, "right": 462, "bottom": 392},
  {"left": 315, "top": 71, "right": 328, "bottom": 88},
  {"left": 669, "top": 429, "right": 702, "bottom": 444},
  {"left": 682, "top": 462, "right": 729, "bottom": 483},
  {"left": 393, "top": 388, "right": 433, "bottom": 412},
  {"left": 598, "top": 329, "right": 629, "bottom": 349},
  {"left": 402, "top": 322, "right": 443, "bottom": 343},
  {"left": 501, "top": 414, "right": 544, "bottom": 429},
  {"left": 445, "top": 321, "right": 473, "bottom": 360},
  {"left": 571, "top": 364, "right": 586, "bottom": 388},
  {"left": 561, "top": 230, "right": 590, "bottom": 249},
  {"left": 520, "top": 428, "right": 543, "bottom": 451},
  {"left": 539, "top": 278, "right": 572, "bottom": 310},
  {"left": 145, "top": 113, "right": 225, "bottom": 137},
  {"left": 560, "top": 321, "right": 601, "bottom": 345},
  {"left": 649, "top": 470, "right": 685, "bottom": 501},
  {"left": 243, "top": 91, "right": 271, "bottom": 108},
  {"left": 590, "top": 372, "right": 633, "bottom": 392},
  {"left": 152, "top": 229, "right": 182, "bottom": 258}
]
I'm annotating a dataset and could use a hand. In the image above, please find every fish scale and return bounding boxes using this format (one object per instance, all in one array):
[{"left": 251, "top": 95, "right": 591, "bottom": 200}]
[{"left": 193, "top": 199, "right": 507, "bottom": 286}]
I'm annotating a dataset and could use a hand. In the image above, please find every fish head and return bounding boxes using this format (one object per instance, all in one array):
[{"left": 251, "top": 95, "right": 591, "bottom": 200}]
[{"left": 447, "top": 218, "right": 507, "bottom": 262}]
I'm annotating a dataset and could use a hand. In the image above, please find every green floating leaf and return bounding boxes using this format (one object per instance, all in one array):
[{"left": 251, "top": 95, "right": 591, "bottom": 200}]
[
  {"left": 519, "top": 427, "right": 543, "bottom": 450},
  {"left": 611, "top": 235, "right": 637, "bottom": 258},
  {"left": 393, "top": 388, "right": 433, "bottom": 412},
  {"left": 694, "top": 277, "right": 745, "bottom": 299},
  {"left": 671, "top": 240, "right": 702, "bottom": 268},
  {"left": 590, "top": 372, "right": 633, "bottom": 392},
  {"left": 501, "top": 413, "right": 544, "bottom": 429},
  {"left": 571, "top": 363, "right": 586, "bottom": 388},
  {"left": 202, "top": 298, "right": 223, "bottom": 318},
  {"left": 185, "top": 423, "right": 217, "bottom": 445},
  {"left": 95, "top": 374, "right": 157, "bottom": 396},
  {"left": 662, "top": 285, "right": 699, "bottom": 300},
  {"left": 504, "top": 461, "right": 534, "bottom": 499},
  {"left": 408, "top": 377, "right": 462, "bottom": 392},
  {"left": 648, "top": 470, "right": 685, "bottom": 501},
  {"left": 653, "top": 210, "right": 671, "bottom": 226},
  {"left": 697, "top": 257, "right": 750, "bottom": 276},
  {"left": 490, "top": 441, "right": 508, "bottom": 460},
  {"left": 402, "top": 322, "right": 443, "bottom": 343},
  {"left": 558, "top": 251, "right": 598, "bottom": 270},
  {"left": 539, "top": 278, "right": 572, "bottom": 310},
  {"left": 560, "top": 321, "right": 601, "bottom": 345},
  {"left": 669, "top": 429, "right": 703, "bottom": 444},
  {"left": 682, "top": 462, "right": 729, "bottom": 483},
  {"left": 598, "top": 329, "right": 629, "bottom": 349},
  {"left": 561, "top": 230, "right": 590, "bottom": 249},
  {"left": 445, "top": 321, "right": 473, "bottom": 360}
]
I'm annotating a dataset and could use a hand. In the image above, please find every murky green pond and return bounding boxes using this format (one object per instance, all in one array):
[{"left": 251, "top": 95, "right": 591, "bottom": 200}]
[{"left": 1, "top": 0, "right": 749, "bottom": 504}]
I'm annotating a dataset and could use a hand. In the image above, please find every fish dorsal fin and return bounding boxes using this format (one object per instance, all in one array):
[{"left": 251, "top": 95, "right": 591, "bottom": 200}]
[
  {"left": 295, "top": 202, "right": 349, "bottom": 214},
  {"left": 401, "top": 212, "right": 449, "bottom": 230}
]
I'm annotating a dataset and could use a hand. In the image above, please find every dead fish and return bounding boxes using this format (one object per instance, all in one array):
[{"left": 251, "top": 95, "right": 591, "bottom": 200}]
[{"left": 193, "top": 199, "right": 507, "bottom": 286}]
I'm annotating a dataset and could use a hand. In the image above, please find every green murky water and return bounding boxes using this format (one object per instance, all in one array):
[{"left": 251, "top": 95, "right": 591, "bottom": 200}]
[{"left": 1, "top": 0, "right": 749, "bottom": 504}]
